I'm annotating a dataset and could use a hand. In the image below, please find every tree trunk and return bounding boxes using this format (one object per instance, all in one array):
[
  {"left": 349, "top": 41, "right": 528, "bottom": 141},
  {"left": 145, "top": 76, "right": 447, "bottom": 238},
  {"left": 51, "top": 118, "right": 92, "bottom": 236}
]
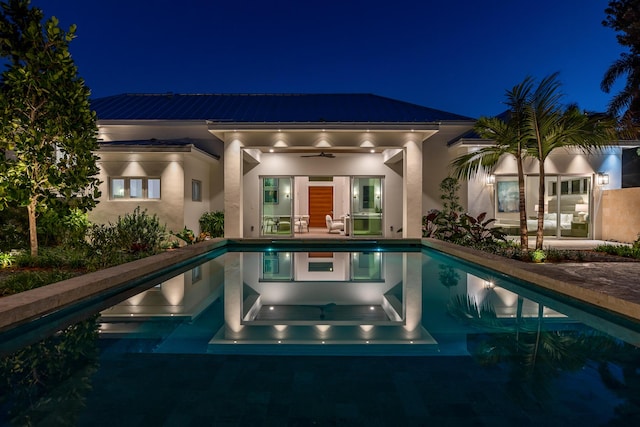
[
  {"left": 27, "top": 198, "right": 38, "bottom": 258},
  {"left": 516, "top": 155, "right": 528, "bottom": 249},
  {"left": 536, "top": 160, "right": 546, "bottom": 250}
]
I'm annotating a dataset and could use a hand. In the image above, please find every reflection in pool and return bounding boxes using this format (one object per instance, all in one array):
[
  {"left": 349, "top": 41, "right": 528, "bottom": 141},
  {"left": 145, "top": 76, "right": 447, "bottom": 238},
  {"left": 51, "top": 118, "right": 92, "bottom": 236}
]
[{"left": 2, "top": 249, "right": 640, "bottom": 425}]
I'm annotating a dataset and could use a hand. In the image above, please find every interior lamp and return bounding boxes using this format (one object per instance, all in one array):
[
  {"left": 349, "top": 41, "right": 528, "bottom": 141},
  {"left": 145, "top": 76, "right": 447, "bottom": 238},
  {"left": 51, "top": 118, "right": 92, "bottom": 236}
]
[
  {"left": 575, "top": 203, "right": 588, "bottom": 221},
  {"left": 596, "top": 172, "right": 609, "bottom": 185},
  {"left": 534, "top": 204, "right": 548, "bottom": 213}
]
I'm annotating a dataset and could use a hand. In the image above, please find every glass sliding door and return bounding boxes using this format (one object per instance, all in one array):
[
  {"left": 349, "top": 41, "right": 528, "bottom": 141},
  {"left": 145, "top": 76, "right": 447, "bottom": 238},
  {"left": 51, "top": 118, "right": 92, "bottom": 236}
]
[
  {"left": 351, "top": 177, "right": 383, "bottom": 236},
  {"left": 532, "top": 175, "right": 591, "bottom": 239},
  {"left": 261, "top": 176, "right": 293, "bottom": 237},
  {"left": 557, "top": 176, "right": 591, "bottom": 238}
]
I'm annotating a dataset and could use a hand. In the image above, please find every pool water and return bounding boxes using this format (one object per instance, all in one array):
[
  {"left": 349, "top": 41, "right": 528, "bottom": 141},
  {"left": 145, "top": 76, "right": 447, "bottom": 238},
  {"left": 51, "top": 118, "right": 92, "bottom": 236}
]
[{"left": 2, "top": 248, "right": 640, "bottom": 425}]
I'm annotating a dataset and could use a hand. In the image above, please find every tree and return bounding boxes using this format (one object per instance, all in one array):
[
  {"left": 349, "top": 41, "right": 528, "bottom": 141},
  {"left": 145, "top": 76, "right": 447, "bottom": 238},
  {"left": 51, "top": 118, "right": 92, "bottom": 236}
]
[
  {"left": 601, "top": 0, "right": 640, "bottom": 135},
  {"left": 526, "top": 74, "right": 616, "bottom": 249},
  {"left": 0, "top": 0, "right": 100, "bottom": 256},
  {"left": 451, "top": 77, "right": 536, "bottom": 249}
]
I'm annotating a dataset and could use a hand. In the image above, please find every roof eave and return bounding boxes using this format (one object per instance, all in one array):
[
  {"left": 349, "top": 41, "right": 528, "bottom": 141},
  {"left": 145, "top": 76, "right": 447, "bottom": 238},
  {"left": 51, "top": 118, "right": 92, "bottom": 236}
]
[{"left": 205, "top": 121, "right": 474, "bottom": 132}]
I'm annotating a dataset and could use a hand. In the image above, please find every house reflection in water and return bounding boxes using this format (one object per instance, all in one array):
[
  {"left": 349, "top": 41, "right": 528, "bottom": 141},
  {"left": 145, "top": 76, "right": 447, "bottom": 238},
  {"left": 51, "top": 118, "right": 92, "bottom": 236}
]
[
  {"left": 217, "top": 251, "right": 430, "bottom": 350},
  {"left": 97, "top": 250, "right": 640, "bottom": 356}
]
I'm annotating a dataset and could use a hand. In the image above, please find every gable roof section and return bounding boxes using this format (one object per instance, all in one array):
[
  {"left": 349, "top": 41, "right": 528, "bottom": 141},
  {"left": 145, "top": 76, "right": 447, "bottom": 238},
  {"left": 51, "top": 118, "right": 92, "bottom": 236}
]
[{"left": 91, "top": 93, "right": 473, "bottom": 123}]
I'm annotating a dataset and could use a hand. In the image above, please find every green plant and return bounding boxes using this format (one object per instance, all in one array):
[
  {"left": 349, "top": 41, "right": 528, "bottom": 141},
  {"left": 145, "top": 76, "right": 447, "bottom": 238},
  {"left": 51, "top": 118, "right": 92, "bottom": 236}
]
[
  {"left": 13, "top": 247, "right": 88, "bottom": 270},
  {"left": 439, "top": 177, "right": 464, "bottom": 216},
  {"left": 174, "top": 226, "right": 196, "bottom": 244},
  {"left": 0, "top": 206, "right": 28, "bottom": 251},
  {"left": 86, "top": 207, "right": 167, "bottom": 268},
  {"left": 116, "top": 207, "right": 167, "bottom": 254},
  {"left": 530, "top": 249, "right": 546, "bottom": 263},
  {"left": 423, "top": 209, "right": 505, "bottom": 249},
  {"left": 38, "top": 207, "right": 90, "bottom": 248},
  {"left": 0, "top": 252, "right": 14, "bottom": 268},
  {"left": 199, "top": 211, "right": 224, "bottom": 238},
  {"left": 594, "top": 243, "right": 640, "bottom": 259},
  {"left": 0, "top": 270, "right": 78, "bottom": 296}
]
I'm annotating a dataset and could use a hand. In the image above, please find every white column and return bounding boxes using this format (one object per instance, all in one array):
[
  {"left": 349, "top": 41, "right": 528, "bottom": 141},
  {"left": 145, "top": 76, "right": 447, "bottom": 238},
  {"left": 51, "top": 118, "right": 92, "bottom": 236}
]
[
  {"left": 403, "top": 139, "right": 423, "bottom": 238},
  {"left": 224, "top": 138, "right": 243, "bottom": 237}
]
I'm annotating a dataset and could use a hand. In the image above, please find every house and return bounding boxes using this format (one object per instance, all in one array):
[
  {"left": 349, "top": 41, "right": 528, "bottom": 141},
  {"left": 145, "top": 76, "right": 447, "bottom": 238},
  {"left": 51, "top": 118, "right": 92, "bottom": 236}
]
[{"left": 90, "top": 93, "right": 637, "bottom": 242}]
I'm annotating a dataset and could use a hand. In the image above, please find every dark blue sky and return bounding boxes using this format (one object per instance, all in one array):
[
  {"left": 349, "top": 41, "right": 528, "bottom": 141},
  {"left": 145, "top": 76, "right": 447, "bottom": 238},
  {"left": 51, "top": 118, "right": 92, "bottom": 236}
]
[{"left": 31, "top": 0, "right": 624, "bottom": 118}]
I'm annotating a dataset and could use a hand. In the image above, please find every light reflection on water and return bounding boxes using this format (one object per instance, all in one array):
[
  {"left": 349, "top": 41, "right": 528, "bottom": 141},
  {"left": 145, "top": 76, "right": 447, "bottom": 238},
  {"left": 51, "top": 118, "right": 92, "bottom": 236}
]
[{"left": 2, "top": 249, "right": 640, "bottom": 425}]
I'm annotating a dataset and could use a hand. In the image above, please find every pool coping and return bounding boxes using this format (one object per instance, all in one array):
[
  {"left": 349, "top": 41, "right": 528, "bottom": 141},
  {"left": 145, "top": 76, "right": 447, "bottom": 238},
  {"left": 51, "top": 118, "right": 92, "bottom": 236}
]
[
  {"left": 422, "top": 238, "right": 640, "bottom": 322},
  {"left": 0, "top": 239, "right": 228, "bottom": 332},
  {"left": 1, "top": 237, "right": 639, "bottom": 333}
]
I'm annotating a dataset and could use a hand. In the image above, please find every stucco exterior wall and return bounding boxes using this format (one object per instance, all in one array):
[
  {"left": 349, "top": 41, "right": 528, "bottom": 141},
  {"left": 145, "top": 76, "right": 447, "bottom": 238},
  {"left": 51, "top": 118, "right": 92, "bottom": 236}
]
[
  {"left": 241, "top": 152, "right": 403, "bottom": 238},
  {"left": 183, "top": 152, "right": 218, "bottom": 233},
  {"left": 90, "top": 152, "right": 185, "bottom": 233},
  {"left": 601, "top": 187, "right": 640, "bottom": 243}
]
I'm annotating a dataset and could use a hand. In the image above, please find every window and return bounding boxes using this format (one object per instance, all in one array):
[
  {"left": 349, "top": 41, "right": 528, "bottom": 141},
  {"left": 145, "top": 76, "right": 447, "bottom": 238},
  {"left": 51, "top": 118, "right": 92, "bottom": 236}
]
[
  {"left": 192, "top": 180, "right": 202, "bottom": 202},
  {"left": 110, "top": 178, "right": 160, "bottom": 200}
]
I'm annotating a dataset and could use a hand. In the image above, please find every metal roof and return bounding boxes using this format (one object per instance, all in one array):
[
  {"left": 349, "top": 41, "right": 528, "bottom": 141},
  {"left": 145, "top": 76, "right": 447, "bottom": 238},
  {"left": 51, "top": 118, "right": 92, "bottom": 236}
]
[
  {"left": 91, "top": 93, "right": 473, "bottom": 123},
  {"left": 99, "top": 138, "right": 220, "bottom": 158}
]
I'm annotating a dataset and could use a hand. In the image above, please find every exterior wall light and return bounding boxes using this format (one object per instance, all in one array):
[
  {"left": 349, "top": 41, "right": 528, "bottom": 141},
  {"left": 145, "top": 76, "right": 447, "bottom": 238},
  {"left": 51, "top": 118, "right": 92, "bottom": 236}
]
[
  {"left": 485, "top": 174, "right": 496, "bottom": 185},
  {"left": 596, "top": 173, "right": 609, "bottom": 185}
]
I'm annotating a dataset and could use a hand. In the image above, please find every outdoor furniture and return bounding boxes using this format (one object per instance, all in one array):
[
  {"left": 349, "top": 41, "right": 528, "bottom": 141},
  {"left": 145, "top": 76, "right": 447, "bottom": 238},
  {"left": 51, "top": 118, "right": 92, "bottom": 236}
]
[
  {"left": 295, "top": 215, "right": 309, "bottom": 233},
  {"left": 325, "top": 215, "right": 344, "bottom": 234}
]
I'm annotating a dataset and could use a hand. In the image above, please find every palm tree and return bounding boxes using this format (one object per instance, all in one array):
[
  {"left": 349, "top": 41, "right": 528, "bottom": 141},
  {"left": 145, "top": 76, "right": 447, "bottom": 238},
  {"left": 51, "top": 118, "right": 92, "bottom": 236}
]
[
  {"left": 526, "top": 73, "right": 616, "bottom": 249},
  {"left": 451, "top": 77, "right": 535, "bottom": 249},
  {"left": 601, "top": 52, "right": 640, "bottom": 131},
  {"left": 601, "top": 0, "right": 640, "bottom": 137}
]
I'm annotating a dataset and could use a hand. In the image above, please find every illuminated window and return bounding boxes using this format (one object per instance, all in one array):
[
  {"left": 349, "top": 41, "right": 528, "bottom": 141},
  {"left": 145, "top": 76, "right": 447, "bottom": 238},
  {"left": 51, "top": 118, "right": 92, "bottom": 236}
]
[{"left": 110, "top": 178, "right": 161, "bottom": 200}]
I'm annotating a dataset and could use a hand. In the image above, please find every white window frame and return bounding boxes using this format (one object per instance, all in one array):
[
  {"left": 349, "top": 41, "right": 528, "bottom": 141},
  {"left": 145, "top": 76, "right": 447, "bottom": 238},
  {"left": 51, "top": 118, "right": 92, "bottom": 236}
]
[{"left": 110, "top": 177, "right": 161, "bottom": 200}]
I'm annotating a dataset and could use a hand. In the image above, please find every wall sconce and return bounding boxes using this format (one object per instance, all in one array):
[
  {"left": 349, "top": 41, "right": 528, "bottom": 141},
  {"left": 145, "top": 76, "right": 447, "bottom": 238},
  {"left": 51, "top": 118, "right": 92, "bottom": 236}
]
[
  {"left": 596, "top": 172, "right": 609, "bottom": 185},
  {"left": 485, "top": 174, "right": 496, "bottom": 185}
]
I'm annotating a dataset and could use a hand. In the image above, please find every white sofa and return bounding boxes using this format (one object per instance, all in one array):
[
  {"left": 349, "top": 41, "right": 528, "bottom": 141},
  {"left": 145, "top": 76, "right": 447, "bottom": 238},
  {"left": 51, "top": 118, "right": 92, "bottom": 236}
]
[{"left": 527, "top": 213, "right": 573, "bottom": 232}]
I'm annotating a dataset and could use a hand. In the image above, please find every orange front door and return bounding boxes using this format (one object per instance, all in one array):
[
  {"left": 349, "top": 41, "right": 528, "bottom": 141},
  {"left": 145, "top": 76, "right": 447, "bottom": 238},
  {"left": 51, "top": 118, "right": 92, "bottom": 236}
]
[{"left": 308, "top": 186, "right": 334, "bottom": 227}]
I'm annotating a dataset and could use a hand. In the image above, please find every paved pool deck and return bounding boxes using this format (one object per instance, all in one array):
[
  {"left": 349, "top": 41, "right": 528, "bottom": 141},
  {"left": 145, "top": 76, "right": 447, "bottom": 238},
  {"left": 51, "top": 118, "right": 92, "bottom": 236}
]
[
  {"left": 1, "top": 238, "right": 639, "bottom": 333},
  {"left": 424, "top": 239, "right": 640, "bottom": 323}
]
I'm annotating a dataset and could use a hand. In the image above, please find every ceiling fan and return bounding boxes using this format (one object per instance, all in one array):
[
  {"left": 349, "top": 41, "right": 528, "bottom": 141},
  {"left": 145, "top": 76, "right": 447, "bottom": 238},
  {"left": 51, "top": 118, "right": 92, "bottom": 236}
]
[{"left": 300, "top": 152, "right": 336, "bottom": 158}]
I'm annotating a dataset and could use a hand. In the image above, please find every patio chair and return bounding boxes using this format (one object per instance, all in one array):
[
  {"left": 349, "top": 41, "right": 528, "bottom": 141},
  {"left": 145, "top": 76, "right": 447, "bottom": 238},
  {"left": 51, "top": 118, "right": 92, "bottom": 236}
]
[
  {"left": 295, "top": 215, "right": 309, "bottom": 233},
  {"left": 325, "top": 215, "right": 344, "bottom": 234}
]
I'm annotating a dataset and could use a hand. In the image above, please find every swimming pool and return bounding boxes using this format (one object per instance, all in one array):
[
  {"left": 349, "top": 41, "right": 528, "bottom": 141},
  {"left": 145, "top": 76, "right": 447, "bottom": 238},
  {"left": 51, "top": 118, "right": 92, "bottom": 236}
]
[{"left": 1, "top": 243, "right": 639, "bottom": 425}]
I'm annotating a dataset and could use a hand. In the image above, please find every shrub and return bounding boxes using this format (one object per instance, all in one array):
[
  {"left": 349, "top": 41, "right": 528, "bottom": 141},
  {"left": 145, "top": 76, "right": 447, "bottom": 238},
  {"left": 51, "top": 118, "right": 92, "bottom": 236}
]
[
  {"left": 0, "top": 206, "right": 28, "bottom": 251},
  {"left": 174, "top": 226, "right": 196, "bottom": 244},
  {"left": 199, "top": 211, "right": 224, "bottom": 238},
  {"left": 13, "top": 247, "right": 88, "bottom": 270},
  {"left": 38, "top": 207, "right": 90, "bottom": 248},
  {"left": 594, "top": 244, "right": 640, "bottom": 259},
  {"left": 116, "top": 207, "right": 166, "bottom": 254},
  {"left": 87, "top": 207, "right": 167, "bottom": 268},
  {"left": 423, "top": 209, "right": 505, "bottom": 249},
  {"left": 0, "top": 271, "right": 78, "bottom": 296}
]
